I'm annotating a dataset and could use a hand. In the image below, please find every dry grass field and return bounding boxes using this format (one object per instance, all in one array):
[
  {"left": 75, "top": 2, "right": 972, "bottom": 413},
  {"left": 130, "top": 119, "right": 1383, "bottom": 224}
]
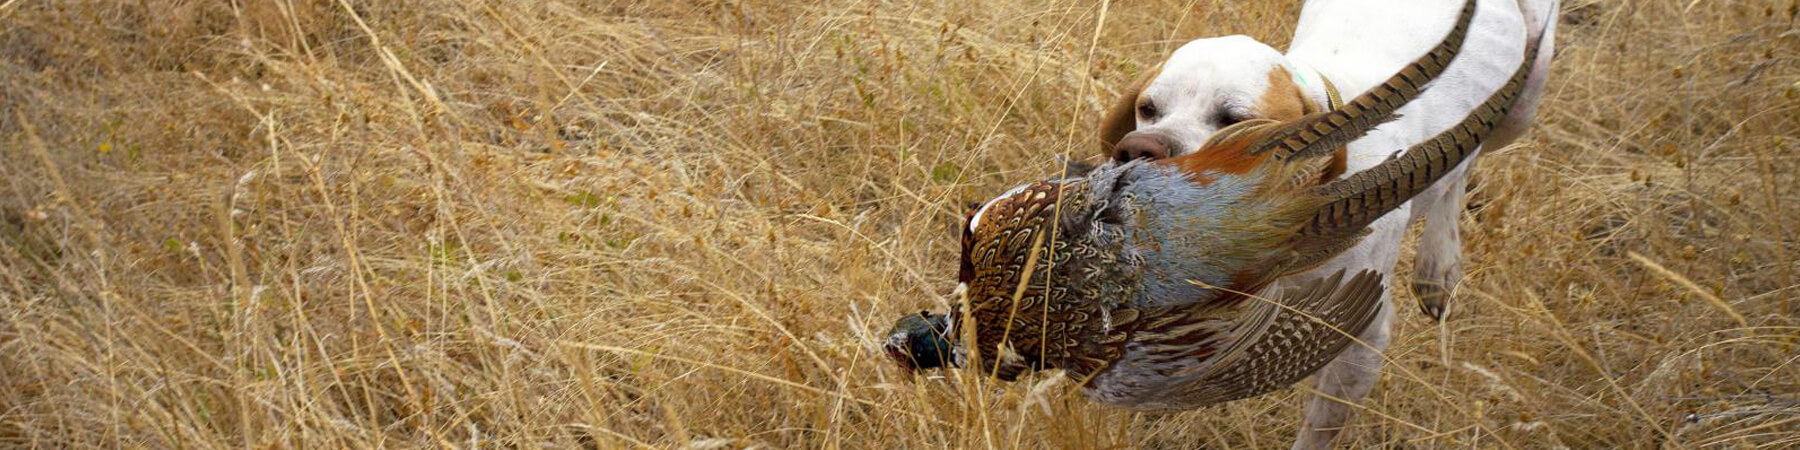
[{"left": 2, "top": 0, "right": 1797, "bottom": 448}]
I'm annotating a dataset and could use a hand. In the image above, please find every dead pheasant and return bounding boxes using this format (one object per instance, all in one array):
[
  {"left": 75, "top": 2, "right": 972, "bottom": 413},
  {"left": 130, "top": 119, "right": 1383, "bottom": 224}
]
[{"left": 884, "top": 0, "right": 1544, "bottom": 410}]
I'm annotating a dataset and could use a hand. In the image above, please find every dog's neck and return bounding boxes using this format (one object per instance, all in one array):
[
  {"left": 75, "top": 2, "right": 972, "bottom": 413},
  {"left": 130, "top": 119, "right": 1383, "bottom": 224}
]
[{"left": 1286, "top": 59, "right": 1343, "bottom": 113}]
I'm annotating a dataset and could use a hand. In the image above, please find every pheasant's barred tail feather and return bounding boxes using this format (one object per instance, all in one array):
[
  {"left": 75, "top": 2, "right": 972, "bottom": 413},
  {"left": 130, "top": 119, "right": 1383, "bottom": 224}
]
[
  {"left": 1305, "top": 25, "right": 1546, "bottom": 244},
  {"left": 1246, "top": 0, "right": 1478, "bottom": 162},
  {"left": 1164, "top": 269, "right": 1386, "bottom": 406}
]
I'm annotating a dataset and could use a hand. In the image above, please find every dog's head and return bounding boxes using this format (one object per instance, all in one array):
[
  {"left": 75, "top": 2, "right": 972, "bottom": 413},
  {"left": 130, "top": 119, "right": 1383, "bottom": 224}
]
[{"left": 1101, "top": 36, "right": 1335, "bottom": 162}]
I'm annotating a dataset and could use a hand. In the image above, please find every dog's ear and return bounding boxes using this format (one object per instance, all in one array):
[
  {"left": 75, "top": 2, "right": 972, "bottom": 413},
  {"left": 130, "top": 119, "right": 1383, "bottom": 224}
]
[
  {"left": 1098, "top": 65, "right": 1160, "bottom": 156},
  {"left": 1262, "top": 66, "right": 1317, "bottom": 119}
]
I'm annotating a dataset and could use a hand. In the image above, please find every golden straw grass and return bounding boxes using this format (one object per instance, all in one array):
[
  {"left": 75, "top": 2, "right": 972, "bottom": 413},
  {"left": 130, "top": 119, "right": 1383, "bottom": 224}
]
[{"left": 2, "top": 0, "right": 1796, "bottom": 447}]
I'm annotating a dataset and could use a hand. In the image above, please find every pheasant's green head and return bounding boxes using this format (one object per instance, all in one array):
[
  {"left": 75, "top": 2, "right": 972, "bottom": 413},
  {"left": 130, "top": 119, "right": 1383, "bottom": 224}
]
[{"left": 883, "top": 310, "right": 959, "bottom": 371}]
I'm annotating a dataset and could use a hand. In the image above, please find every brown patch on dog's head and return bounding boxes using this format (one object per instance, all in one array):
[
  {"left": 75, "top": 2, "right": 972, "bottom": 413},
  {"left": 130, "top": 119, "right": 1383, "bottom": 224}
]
[
  {"left": 1097, "top": 64, "right": 1162, "bottom": 156},
  {"left": 1260, "top": 66, "right": 1316, "bottom": 119}
]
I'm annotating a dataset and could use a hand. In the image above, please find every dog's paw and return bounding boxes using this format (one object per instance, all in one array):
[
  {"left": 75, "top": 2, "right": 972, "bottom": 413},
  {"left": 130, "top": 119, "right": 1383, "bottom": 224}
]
[{"left": 1411, "top": 260, "right": 1461, "bottom": 321}]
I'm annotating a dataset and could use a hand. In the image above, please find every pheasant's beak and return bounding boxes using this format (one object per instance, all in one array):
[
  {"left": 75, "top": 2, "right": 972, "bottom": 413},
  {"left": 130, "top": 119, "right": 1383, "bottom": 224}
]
[{"left": 884, "top": 332, "right": 918, "bottom": 371}]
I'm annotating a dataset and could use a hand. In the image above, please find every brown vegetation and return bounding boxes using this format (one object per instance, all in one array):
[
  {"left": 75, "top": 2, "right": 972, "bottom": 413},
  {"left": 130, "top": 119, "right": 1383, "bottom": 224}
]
[{"left": 2, "top": 0, "right": 1797, "bottom": 447}]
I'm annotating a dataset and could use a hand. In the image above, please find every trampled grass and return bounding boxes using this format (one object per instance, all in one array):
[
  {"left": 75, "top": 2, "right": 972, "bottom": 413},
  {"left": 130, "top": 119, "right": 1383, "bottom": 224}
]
[{"left": 1, "top": 0, "right": 1797, "bottom": 447}]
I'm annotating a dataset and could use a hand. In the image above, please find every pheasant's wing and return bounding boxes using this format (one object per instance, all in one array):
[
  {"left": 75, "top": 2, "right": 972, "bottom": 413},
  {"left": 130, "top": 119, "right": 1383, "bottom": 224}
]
[{"left": 1166, "top": 269, "right": 1386, "bottom": 406}]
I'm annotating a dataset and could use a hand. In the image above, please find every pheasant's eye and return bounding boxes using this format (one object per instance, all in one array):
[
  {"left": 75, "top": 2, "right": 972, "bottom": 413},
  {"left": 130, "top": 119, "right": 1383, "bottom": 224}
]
[{"left": 1136, "top": 100, "right": 1158, "bottom": 120}]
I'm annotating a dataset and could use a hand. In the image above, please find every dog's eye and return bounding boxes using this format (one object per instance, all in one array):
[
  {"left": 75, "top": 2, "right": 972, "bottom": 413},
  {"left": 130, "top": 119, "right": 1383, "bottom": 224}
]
[
  {"left": 1217, "top": 106, "right": 1254, "bottom": 127},
  {"left": 1136, "top": 100, "right": 1158, "bottom": 120},
  {"left": 1216, "top": 111, "right": 1252, "bottom": 128}
]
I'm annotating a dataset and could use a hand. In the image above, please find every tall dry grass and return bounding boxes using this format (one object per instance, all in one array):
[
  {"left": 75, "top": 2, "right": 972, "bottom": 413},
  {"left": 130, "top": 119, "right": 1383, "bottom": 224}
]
[{"left": 1, "top": 0, "right": 1796, "bottom": 448}]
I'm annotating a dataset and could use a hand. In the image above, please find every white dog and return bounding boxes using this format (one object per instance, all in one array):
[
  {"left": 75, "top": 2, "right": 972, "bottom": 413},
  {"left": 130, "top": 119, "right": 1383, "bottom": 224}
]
[{"left": 1095, "top": 0, "right": 1557, "bottom": 447}]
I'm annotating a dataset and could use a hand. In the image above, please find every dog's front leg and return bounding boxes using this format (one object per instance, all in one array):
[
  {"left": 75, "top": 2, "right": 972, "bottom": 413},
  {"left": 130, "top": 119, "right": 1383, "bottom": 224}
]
[
  {"left": 1409, "top": 156, "right": 1475, "bottom": 321},
  {"left": 1292, "top": 298, "right": 1393, "bottom": 450}
]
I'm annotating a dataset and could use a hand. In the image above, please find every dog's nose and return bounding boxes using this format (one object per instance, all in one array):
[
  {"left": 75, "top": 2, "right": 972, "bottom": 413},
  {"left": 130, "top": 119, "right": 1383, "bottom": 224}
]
[{"left": 1114, "top": 133, "right": 1174, "bottom": 162}]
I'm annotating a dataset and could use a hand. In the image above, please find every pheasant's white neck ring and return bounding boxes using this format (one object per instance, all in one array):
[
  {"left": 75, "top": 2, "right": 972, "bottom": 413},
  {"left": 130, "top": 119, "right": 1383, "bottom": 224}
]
[{"left": 970, "top": 180, "right": 1071, "bottom": 232}]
